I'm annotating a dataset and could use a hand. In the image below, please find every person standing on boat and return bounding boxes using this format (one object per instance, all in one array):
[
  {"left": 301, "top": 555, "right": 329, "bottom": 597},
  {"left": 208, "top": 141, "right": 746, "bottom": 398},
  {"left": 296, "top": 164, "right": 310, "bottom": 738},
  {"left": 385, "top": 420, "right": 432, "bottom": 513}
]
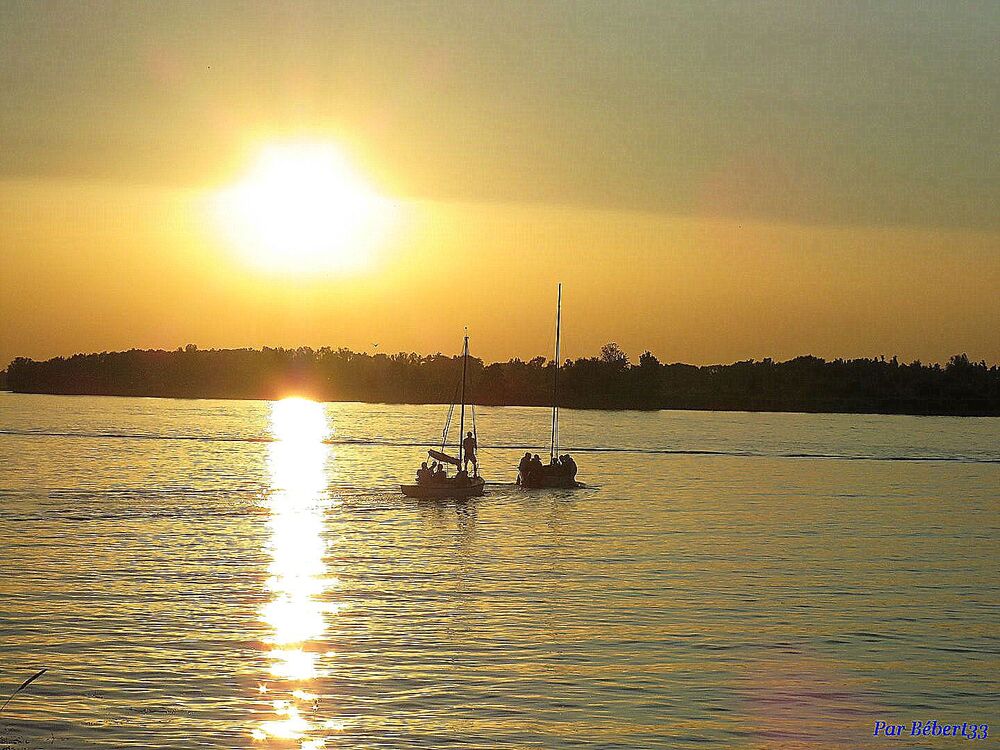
[{"left": 462, "top": 431, "right": 478, "bottom": 475}]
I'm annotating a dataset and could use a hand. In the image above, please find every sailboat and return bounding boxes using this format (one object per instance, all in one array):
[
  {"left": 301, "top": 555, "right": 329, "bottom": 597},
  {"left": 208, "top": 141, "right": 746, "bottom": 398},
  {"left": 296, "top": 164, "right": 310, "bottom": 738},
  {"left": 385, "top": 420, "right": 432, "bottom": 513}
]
[
  {"left": 517, "top": 284, "right": 581, "bottom": 489},
  {"left": 400, "top": 334, "right": 486, "bottom": 499}
]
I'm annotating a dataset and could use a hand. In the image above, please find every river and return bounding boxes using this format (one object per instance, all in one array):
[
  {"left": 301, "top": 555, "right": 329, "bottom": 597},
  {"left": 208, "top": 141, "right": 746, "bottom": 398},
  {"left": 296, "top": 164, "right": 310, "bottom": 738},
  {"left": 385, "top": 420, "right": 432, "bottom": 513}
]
[{"left": 1, "top": 393, "right": 997, "bottom": 748}]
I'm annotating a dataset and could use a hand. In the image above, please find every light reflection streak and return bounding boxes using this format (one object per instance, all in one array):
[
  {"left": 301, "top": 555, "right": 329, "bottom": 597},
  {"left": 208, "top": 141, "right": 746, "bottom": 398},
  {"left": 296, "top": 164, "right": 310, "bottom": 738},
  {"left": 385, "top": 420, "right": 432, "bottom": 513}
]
[{"left": 253, "top": 397, "right": 339, "bottom": 747}]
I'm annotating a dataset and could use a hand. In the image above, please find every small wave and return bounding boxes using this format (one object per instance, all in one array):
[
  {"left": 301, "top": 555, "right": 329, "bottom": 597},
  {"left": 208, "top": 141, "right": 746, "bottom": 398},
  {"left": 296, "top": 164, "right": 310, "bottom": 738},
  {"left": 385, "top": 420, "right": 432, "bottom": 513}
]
[
  {"left": 0, "top": 428, "right": 272, "bottom": 443},
  {"left": 1, "top": 507, "right": 263, "bottom": 523}
]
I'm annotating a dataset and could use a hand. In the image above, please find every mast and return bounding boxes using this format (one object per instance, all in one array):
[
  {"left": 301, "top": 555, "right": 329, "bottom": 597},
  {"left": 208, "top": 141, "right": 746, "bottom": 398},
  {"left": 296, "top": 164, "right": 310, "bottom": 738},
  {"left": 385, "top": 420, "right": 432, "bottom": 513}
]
[
  {"left": 550, "top": 283, "right": 562, "bottom": 462},
  {"left": 459, "top": 333, "right": 469, "bottom": 464}
]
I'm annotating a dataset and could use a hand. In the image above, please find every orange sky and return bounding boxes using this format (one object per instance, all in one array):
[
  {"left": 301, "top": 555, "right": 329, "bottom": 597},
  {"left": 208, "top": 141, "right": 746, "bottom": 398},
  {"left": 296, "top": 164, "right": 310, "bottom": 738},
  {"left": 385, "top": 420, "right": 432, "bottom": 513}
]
[{"left": 1, "top": 2, "right": 998, "bottom": 367}]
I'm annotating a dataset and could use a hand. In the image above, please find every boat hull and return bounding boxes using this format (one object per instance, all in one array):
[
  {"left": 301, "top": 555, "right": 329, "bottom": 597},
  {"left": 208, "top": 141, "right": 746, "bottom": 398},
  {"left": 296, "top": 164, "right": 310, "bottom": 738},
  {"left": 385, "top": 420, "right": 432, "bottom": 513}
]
[
  {"left": 517, "top": 469, "right": 580, "bottom": 489},
  {"left": 400, "top": 477, "right": 486, "bottom": 499}
]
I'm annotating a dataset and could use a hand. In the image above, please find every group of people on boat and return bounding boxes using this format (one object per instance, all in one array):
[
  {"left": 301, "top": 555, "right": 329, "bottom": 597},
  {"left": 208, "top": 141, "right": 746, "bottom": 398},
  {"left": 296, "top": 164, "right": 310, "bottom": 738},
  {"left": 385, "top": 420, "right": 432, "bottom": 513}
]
[
  {"left": 415, "top": 463, "right": 478, "bottom": 485},
  {"left": 415, "top": 461, "right": 448, "bottom": 483},
  {"left": 403, "top": 294, "right": 581, "bottom": 497},
  {"left": 517, "top": 452, "right": 578, "bottom": 482},
  {"left": 414, "top": 432, "right": 479, "bottom": 486},
  {"left": 415, "top": 448, "right": 577, "bottom": 488}
]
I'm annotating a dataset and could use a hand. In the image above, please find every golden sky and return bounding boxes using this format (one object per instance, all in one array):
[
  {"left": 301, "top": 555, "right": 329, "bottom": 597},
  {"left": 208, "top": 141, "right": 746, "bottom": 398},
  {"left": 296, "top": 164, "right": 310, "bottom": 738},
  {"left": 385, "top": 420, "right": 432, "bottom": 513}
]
[{"left": 1, "top": 1, "right": 998, "bottom": 366}]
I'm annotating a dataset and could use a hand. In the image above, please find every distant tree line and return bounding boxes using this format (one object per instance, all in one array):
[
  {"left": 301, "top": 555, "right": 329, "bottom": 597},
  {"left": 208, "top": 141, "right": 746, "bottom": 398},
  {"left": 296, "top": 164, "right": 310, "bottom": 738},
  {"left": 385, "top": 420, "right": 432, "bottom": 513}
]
[{"left": 4, "top": 344, "right": 999, "bottom": 416}]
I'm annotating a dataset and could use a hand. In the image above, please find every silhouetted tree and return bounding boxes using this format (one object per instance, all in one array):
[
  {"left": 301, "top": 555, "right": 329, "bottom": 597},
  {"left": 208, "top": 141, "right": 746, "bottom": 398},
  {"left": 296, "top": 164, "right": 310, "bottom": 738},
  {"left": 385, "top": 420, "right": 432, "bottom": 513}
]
[
  {"left": 639, "top": 351, "right": 660, "bottom": 368},
  {"left": 599, "top": 342, "right": 629, "bottom": 368},
  {"left": 4, "top": 347, "right": 998, "bottom": 416}
]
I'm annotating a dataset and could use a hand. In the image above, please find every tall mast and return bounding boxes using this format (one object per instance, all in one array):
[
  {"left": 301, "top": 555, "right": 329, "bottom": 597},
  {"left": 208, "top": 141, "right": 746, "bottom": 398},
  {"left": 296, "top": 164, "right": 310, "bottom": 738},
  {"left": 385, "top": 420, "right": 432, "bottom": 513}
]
[
  {"left": 550, "top": 283, "right": 562, "bottom": 462},
  {"left": 459, "top": 333, "right": 468, "bottom": 464}
]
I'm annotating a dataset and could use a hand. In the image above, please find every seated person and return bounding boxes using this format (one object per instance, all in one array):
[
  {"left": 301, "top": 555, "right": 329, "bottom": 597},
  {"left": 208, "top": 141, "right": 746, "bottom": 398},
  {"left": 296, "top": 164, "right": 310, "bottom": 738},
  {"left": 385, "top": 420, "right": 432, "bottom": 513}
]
[
  {"left": 518, "top": 452, "right": 532, "bottom": 476},
  {"left": 416, "top": 461, "right": 430, "bottom": 483}
]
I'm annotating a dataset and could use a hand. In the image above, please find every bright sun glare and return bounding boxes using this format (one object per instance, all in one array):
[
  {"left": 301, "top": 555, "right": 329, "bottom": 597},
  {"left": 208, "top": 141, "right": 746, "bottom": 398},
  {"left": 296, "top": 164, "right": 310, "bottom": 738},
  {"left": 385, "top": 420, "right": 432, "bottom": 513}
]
[
  {"left": 258, "top": 397, "right": 339, "bottom": 744},
  {"left": 270, "top": 396, "right": 331, "bottom": 444},
  {"left": 214, "top": 142, "right": 395, "bottom": 274}
]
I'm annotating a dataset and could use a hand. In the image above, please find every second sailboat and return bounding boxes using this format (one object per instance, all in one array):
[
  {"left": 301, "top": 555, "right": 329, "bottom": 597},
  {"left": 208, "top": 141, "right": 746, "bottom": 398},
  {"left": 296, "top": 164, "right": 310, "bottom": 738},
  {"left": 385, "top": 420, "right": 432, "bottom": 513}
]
[{"left": 517, "top": 284, "right": 581, "bottom": 489}]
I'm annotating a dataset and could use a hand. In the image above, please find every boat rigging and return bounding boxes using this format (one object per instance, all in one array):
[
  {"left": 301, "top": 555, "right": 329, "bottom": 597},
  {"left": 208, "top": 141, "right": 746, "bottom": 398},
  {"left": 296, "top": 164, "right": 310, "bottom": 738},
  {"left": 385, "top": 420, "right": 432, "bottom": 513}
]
[
  {"left": 400, "top": 333, "right": 486, "bottom": 499},
  {"left": 518, "top": 283, "right": 582, "bottom": 489}
]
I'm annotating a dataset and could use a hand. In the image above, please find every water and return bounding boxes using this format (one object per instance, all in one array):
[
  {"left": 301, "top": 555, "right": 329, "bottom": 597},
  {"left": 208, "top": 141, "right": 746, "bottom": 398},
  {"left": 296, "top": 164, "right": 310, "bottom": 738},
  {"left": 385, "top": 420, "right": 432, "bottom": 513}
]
[{"left": 1, "top": 392, "right": 997, "bottom": 749}]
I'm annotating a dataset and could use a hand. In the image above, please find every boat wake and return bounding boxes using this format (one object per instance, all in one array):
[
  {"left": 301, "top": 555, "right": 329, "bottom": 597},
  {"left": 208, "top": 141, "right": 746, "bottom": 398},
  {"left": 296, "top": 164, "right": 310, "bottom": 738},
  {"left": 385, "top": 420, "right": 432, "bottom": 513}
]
[{"left": 1, "top": 429, "right": 996, "bottom": 464}]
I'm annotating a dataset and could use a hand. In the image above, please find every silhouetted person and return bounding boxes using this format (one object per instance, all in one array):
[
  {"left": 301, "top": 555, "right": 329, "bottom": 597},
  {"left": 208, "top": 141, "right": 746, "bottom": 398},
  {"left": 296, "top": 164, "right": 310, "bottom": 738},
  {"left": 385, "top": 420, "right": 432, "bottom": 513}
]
[
  {"left": 562, "top": 454, "right": 577, "bottom": 477},
  {"left": 518, "top": 452, "right": 532, "bottom": 475},
  {"left": 417, "top": 461, "right": 430, "bottom": 483},
  {"left": 462, "top": 431, "right": 477, "bottom": 474}
]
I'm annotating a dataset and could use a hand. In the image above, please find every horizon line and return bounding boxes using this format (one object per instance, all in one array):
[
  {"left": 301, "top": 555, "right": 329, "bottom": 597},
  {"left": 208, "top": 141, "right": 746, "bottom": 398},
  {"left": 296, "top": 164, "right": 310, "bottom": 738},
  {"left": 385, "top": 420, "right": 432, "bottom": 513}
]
[{"left": 5, "top": 345, "right": 997, "bottom": 371}]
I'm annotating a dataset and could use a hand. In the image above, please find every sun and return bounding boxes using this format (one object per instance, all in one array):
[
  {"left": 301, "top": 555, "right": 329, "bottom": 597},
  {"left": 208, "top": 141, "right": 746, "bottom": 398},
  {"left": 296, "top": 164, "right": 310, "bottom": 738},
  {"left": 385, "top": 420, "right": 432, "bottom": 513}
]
[
  {"left": 269, "top": 397, "right": 330, "bottom": 444},
  {"left": 213, "top": 141, "right": 395, "bottom": 274}
]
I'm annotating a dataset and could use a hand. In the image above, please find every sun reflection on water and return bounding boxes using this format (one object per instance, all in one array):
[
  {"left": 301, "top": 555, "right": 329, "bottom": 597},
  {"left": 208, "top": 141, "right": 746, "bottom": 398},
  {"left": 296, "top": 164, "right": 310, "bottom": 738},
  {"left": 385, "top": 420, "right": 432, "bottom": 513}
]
[{"left": 254, "top": 397, "right": 339, "bottom": 747}]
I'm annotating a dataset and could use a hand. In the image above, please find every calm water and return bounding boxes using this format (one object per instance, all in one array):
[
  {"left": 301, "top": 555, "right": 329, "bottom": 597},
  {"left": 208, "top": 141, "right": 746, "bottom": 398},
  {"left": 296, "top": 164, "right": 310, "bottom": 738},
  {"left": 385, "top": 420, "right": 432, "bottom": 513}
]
[{"left": 1, "top": 393, "right": 997, "bottom": 749}]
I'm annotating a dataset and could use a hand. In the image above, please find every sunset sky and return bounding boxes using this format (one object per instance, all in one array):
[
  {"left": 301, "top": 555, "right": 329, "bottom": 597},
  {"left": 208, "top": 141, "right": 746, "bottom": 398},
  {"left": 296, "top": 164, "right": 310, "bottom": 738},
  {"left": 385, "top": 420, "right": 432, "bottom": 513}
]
[{"left": 2, "top": 1, "right": 997, "bottom": 367}]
